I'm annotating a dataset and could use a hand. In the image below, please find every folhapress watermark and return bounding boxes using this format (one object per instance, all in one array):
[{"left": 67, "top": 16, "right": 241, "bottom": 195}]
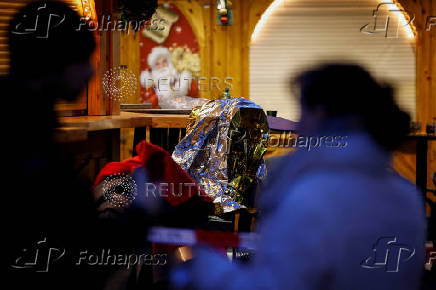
[
  {"left": 268, "top": 135, "right": 348, "bottom": 151},
  {"left": 11, "top": 3, "right": 66, "bottom": 39},
  {"left": 360, "top": 2, "right": 415, "bottom": 38},
  {"left": 76, "top": 249, "right": 167, "bottom": 269},
  {"left": 426, "top": 16, "right": 436, "bottom": 31},
  {"left": 11, "top": 237, "right": 167, "bottom": 272},
  {"left": 11, "top": 237, "right": 65, "bottom": 273},
  {"left": 77, "top": 14, "right": 168, "bottom": 34},
  {"left": 10, "top": 4, "right": 168, "bottom": 39},
  {"left": 361, "top": 236, "right": 415, "bottom": 272},
  {"left": 361, "top": 2, "right": 436, "bottom": 37}
]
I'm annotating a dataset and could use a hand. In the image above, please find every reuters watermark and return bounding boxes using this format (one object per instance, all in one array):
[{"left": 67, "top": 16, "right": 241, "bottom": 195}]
[
  {"left": 142, "top": 76, "right": 234, "bottom": 93},
  {"left": 144, "top": 182, "right": 211, "bottom": 199}
]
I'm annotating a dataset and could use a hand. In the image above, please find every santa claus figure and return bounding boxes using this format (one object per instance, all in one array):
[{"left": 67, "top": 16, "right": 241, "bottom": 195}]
[{"left": 140, "top": 46, "right": 200, "bottom": 108}]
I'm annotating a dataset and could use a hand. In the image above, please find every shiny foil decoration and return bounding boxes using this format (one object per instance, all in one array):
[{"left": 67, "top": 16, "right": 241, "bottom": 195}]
[{"left": 173, "top": 98, "right": 269, "bottom": 212}]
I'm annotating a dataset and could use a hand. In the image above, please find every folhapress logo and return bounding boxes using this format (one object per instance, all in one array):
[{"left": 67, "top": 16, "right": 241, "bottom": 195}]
[
  {"left": 11, "top": 3, "right": 65, "bottom": 39},
  {"left": 361, "top": 236, "right": 415, "bottom": 272},
  {"left": 360, "top": 2, "right": 414, "bottom": 38},
  {"left": 11, "top": 238, "right": 65, "bottom": 273}
]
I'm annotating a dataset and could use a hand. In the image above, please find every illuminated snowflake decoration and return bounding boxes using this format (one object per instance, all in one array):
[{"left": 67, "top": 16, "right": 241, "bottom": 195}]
[
  {"left": 102, "top": 173, "right": 137, "bottom": 208},
  {"left": 102, "top": 66, "right": 138, "bottom": 102}
]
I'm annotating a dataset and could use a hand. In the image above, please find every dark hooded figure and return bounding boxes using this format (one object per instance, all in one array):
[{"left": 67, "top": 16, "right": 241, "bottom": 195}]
[
  {"left": 2, "top": 1, "right": 153, "bottom": 289},
  {"left": 172, "top": 64, "right": 427, "bottom": 290}
]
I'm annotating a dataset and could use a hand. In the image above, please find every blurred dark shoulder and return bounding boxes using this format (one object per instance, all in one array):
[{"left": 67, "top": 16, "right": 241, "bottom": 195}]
[{"left": 2, "top": 73, "right": 96, "bottom": 241}]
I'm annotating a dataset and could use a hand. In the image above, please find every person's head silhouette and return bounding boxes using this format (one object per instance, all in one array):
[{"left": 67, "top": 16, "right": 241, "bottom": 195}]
[
  {"left": 293, "top": 63, "right": 410, "bottom": 151},
  {"left": 8, "top": 1, "right": 96, "bottom": 101}
]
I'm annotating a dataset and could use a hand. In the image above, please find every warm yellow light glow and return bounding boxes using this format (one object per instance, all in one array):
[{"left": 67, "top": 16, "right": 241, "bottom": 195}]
[
  {"left": 73, "top": 0, "right": 96, "bottom": 22},
  {"left": 385, "top": 1, "right": 416, "bottom": 38},
  {"left": 251, "top": 0, "right": 285, "bottom": 42},
  {"left": 251, "top": 0, "right": 416, "bottom": 42},
  {"left": 73, "top": 0, "right": 84, "bottom": 15}
]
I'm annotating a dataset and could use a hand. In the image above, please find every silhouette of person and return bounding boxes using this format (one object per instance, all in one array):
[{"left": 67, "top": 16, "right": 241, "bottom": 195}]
[
  {"left": 3, "top": 2, "right": 106, "bottom": 289},
  {"left": 171, "top": 64, "right": 427, "bottom": 290}
]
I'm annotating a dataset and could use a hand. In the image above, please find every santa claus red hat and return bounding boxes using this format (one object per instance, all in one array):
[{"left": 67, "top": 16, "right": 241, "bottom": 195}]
[{"left": 94, "top": 141, "right": 214, "bottom": 207}]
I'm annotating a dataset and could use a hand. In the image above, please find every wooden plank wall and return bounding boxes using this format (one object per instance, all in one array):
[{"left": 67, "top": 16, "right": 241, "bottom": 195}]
[
  {"left": 394, "top": 0, "right": 436, "bottom": 195},
  {"left": 119, "top": 32, "right": 140, "bottom": 159},
  {"left": 0, "top": 0, "right": 30, "bottom": 76},
  {"left": 119, "top": 0, "right": 271, "bottom": 102},
  {"left": 118, "top": 0, "right": 270, "bottom": 159},
  {"left": 171, "top": 0, "right": 272, "bottom": 100},
  {"left": 0, "top": 0, "right": 91, "bottom": 114},
  {"left": 118, "top": 0, "right": 435, "bottom": 198}
]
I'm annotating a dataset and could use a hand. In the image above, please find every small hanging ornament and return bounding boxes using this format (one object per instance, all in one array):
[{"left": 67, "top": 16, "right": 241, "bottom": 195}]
[{"left": 221, "top": 88, "right": 232, "bottom": 99}]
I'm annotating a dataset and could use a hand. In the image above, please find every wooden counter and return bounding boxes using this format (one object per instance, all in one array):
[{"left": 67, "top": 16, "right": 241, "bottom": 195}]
[
  {"left": 58, "top": 112, "right": 189, "bottom": 131},
  {"left": 147, "top": 114, "right": 189, "bottom": 128},
  {"left": 58, "top": 112, "right": 189, "bottom": 144},
  {"left": 58, "top": 112, "right": 152, "bottom": 131},
  {"left": 55, "top": 112, "right": 191, "bottom": 179},
  {"left": 54, "top": 127, "right": 88, "bottom": 143}
]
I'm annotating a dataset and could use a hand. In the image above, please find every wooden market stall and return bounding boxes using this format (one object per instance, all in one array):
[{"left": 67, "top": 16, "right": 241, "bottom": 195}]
[{"left": 0, "top": 0, "right": 434, "bottom": 202}]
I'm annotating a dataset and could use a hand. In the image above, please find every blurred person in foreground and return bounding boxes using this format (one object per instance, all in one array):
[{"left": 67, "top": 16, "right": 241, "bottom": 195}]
[
  {"left": 2, "top": 1, "right": 151, "bottom": 289},
  {"left": 171, "top": 64, "right": 427, "bottom": 290}
]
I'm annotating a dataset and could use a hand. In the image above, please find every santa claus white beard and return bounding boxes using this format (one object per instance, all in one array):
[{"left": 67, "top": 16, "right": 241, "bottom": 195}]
[
  {"left": 152, "top": 66, "right": 176, "bottom": 92},
  {"left": 152, "top": 66, "right": 190, "bottom": 98}
]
